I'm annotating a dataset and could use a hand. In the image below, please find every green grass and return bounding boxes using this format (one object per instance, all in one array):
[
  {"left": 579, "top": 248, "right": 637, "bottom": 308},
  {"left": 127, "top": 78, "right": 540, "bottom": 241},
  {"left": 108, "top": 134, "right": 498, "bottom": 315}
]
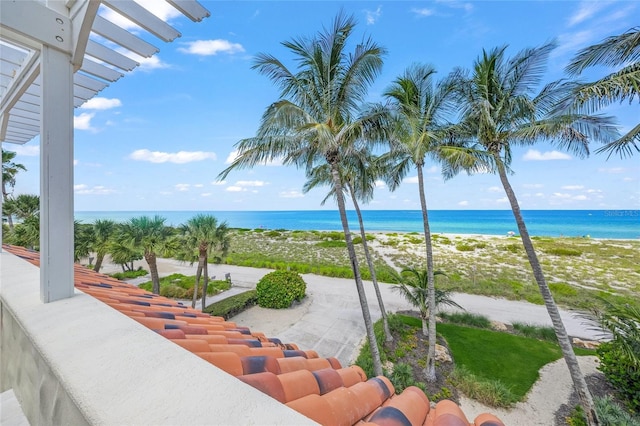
[
  {"left": 511, "top": 322, "right": 558, "bottom": 342},
  {"left": 437, "top": 322, "right": 591, "bottom": 400},
  {"left": 108, "top": 268, "right": 148, "bottom": 280}
]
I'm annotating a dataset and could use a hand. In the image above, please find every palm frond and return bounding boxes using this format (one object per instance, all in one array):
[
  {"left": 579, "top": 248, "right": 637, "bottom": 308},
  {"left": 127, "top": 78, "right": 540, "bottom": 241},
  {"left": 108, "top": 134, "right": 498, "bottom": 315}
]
[
  {"left": 566, "top": 27, "right": 640, "bottom": 75},
  {"left": 595, "top": 121, "right": 640, "bottom": 159}
]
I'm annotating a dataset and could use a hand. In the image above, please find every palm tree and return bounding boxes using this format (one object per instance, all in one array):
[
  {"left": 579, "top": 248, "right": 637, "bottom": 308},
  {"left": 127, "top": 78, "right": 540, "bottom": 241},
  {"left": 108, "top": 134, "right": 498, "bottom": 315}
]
[
  {"left": 2, "top": 149, "right": 27, "bottom": 200},
  {"left": 179, "top": 214, "right": 231, "bottom": 310},
  {"left": 303, "top": 151, "right": 393, "bottom": 343},
  {"left": 218, "top": 13, "right": 388, "bottom": 376},
  {"left": 452, "top": 43, "right": 618, "bottom": 426},
  {"left": 392, "top": 267, "right": 462, "bottom": 336},
  {"left": 3, "top": 193, "right": 39, "bottom": 231},
  {"left": 566, "top": 27, "right": 640, "bottom": 158},
  {"left": 107, "top": 228, "right": 143, "bottom": 272},
  {"left": 381, "top": 64, "right": 464, "bottom": 382},
  {"left": 120, "top": 215, "right": 172, "bottom": 294},
  {"left": 92, "top": 219, "right": 116, "bottom": 272},
  {"left": 2, "top": 149, "right": 27, "bottom": 230},
  {"left": 74, "top": 221, "right": 94, "bottom": 263}
]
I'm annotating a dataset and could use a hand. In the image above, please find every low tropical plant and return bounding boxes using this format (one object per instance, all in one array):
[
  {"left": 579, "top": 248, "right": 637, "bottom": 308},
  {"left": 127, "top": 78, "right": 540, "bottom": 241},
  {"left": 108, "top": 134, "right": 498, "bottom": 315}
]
[
  {"left": 256, "top": 270, "right": 306, "bottom": 309},
  {"left": 203, "top": 290, "right": 258, "bottom": 319}
]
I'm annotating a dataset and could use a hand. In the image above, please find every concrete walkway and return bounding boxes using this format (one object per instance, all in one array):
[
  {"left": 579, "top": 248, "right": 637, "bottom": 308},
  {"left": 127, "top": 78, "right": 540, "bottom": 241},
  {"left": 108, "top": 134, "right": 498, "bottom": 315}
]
[{"left": 105, "top": 258, "right": 604, "bottom": 367}]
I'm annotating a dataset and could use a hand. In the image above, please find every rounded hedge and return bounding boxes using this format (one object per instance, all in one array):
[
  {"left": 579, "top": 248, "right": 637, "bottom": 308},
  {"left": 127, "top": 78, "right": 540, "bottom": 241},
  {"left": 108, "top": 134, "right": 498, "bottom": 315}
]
[{"left": 256, "top": 270, "right": 306, "bottom": 309}]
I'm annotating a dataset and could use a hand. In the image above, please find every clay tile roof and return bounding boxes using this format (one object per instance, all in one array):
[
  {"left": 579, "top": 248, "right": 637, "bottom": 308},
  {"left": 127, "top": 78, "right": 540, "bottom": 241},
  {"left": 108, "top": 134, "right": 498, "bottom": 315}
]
[{"left": 3, "top": 244, "right": 504, "bottom": 426}]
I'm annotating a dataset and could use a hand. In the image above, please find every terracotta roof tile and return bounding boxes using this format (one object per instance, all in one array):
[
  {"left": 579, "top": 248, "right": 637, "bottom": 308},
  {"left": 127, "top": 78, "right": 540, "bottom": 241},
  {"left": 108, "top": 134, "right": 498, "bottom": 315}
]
[{"left": 2, "top": 244, "right": 505, "bottom": 426}]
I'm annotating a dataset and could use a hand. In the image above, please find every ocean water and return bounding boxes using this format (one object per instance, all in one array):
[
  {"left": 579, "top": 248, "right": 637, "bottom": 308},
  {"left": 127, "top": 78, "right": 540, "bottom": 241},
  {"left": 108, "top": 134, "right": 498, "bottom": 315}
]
[{"left": 74, "top": 210, "right": 640, "bottom": 240}]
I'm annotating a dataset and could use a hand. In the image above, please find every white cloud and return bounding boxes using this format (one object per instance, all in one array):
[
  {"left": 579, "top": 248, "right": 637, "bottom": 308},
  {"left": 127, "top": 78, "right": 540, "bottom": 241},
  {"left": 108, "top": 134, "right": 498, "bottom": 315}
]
[
  {"left": 235, "top": 180, "right": 266, "bottom": 187},
  {"left": 194, "top": 184, "right": 204, "bottom": 188},
  {"left": 573, "top": 195, "right": 588, "bottom": 201},
  {"left": 80, "top": 97, "right": 122, "bottom": 110},
  {"left": 586, "top": 189, "right": 602, "bottom": 194},
  {"left": 74, "top": 184, "right": 115, "bottom": 195},
  {"left": 129, "top": 149, "right": 216, "bottom": 164},
  {"left": 523, "top": 183, "right": 544, "bottom": 189},
  {"left": 74, "top": 159, "right": 78, "bottom": 166},
  {"left": 412, "top": 8, "right": 435, "bottom": 17},
  {"left": 178, "top": 40, "right": 245, "bottom": 56},
  {"left": 487, "top": 186, "right": 501, "bottom": 192},
  {"left": 225, "top": 150, "right": 238, "bottom": 164},
  {"left": 226, "top": 186, "right": 245, "bottom": 192},
  {"left": 279, "top": 190, "right": 304, "bottom": 198},
  {"left": 375, "top": 180, "right": 386, "bottom": 189},
  {"left": 174, "top": 184, "right": 190, "bottom": 192},
  {"left": 364, "top": 6, "right": 382, "bottom": 25},
  {"left": 118, "top": 49, "right": 170, "bottom": 71},
  {"left": 403, "top": 176, "right": 419, "bottom": 184},
  {"left": 623, "top": 177, "right": 635, "bottom": 182},
  {"left": 568, "top": 1, "right": 609, "bottom": 26},
  {"left": 10, "top": 144, "right": 39, "bottom": 156},
  {"left": 74, "top": 112, "right": 96, "bottom": 131},
  {"left": 212, "top": 180, "right": 226, "bottom": 186},
  {"left": 598, "top": 167, "right": 625, "bottom": 174},
  {"left": 496, "top": 197, "right": 508, "bottom": 203},
  {"left": 458, "top": 200, "right": 469, "bottom": 206},
  {"left": 201, "top": 193, "right": 212, "bottom": 197},
  {"left": 523, "top": 149, "right": 572, "bottom": 161},
  {"left": 562, "top": 185, "right": 584, "bottom": 190},
  {"left": 425, "top": 165, "right": 439, "bottom": 174},
  {"left": 552, "top": 192, "right": 572, "bottom": 199}
]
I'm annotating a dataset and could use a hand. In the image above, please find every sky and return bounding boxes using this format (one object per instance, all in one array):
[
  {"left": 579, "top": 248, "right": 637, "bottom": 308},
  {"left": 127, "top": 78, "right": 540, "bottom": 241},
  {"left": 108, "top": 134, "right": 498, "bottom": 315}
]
[{"left": 5, "top": 0, "right": 640, "bottom": 211}]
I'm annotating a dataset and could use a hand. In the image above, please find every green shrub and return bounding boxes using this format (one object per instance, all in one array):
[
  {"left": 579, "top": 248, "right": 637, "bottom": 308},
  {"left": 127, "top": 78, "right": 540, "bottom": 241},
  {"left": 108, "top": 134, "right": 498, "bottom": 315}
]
[
  {"left": 511, "top": 322, "right": 557, "bottom": 342},
  {"left": 315, "top": 240, "right": 347, "bottom": 248},
  {"left": 203, "top": 290, "right": 258, "bottom": 319},
  {"left": 455, "top": 244, "right": 475, "bottom": 252},
  {"left": 595, "top": 396, "right": 640, "bottom": 426},
  {"left": 439, "top": 312, "right": 492, "bottom": 329},
  {"left": 138, "top": 274, "right": 230, "bottom": 297},
  {"left": 597, "top": 341, "right": 640, "bottom": 413},
  {"left": 449, "top": 366, "right": 517, "bottom": 408},
  {"left": 352, "top": 236, "right": 362, "bottom": 244},
  {"left": 503, "top": 244, "right": 522, "bottom": 253},
  {"left": 264, "top": 230, "right": 282, "bottom": 237},
  {"left": 109, "top": 268, "right": 148, "bottom": 280},
  {"left": 544, "top": 247, "right": 582, "bottom": 256},
  {"left": 389, "top": 363, "right": 415, "bottom": 393},
  {"left": 256, "top": 270, "right": 307, "bottom": 309},
  {"left": 322, "top": 231, "right": 345, "bottom": 241}
]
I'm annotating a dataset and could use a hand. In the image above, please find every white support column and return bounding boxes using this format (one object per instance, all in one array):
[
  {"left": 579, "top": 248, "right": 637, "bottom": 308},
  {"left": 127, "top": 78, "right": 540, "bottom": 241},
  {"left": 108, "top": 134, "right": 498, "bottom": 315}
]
[{"left": 39, "top": 45, "right": 74, "bottom": 303}]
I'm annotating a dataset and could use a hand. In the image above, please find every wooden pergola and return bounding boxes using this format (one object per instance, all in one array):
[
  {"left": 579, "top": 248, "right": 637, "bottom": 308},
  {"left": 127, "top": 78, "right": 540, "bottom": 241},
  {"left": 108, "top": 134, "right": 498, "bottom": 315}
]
[{"left": 0, "top": 0, "right": 209, "bottom": 302}]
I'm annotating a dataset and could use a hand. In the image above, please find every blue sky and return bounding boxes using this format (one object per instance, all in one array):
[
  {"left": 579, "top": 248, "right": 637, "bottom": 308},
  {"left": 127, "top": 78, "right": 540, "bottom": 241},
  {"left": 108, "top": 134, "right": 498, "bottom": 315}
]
[{"left": 7, "top": 0, "right": 639, "bottom": 211}]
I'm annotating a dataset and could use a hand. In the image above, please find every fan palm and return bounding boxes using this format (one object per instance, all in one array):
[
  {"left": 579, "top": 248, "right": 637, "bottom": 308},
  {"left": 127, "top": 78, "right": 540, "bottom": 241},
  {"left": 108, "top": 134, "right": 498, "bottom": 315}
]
[
  {"left": 566, "top": 27, "right": 640, "bottom": 158},
  {"left": 218, "top": 13, "right": 388, "bottom": 375},
  {"left": 392, "top": 267, "right": 462, "bottom": 336},
  {"left": 179, "top": 214, "right": 231, "bottom": 310},
  {"left": 74, "top": 221, "right": 94, "bottom": 263},
  {"left": 303, "top": 150, "right": 393, "bottom": 343},
  {"left": 92, "top": 219, "right": 116, "bottom": 272},
  {"left": 452, "top": 43, "right": 618, "bottom": 426},
  {"left": 119, "top": 215, "right": 172, "bottom": 294}
]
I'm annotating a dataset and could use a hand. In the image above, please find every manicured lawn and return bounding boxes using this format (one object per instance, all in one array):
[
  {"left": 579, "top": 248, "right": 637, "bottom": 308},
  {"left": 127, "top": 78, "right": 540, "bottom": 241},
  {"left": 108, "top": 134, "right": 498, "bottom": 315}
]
[{"left": 399, "top": 315, "right": 594, "bottom": 401}]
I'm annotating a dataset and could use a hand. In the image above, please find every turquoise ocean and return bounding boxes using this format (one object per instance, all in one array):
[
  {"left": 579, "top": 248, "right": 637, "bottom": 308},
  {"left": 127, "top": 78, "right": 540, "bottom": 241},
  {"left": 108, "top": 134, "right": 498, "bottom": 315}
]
[{"left": 74, "top": 210, "right": 639, "bottom": 240}]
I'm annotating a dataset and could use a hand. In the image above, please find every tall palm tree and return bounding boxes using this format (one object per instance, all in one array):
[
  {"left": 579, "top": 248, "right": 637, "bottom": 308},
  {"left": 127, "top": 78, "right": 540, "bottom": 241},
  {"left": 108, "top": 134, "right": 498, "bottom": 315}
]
[
  {"left": 452, "top": 43, "right": 618, "bottom": 426},
  {"left": 179, "top": 214, "right": 231, "bottom": 310},
  {"left": 3, "top": 193, "right": 39, "bottom": 231},
  {"left": 2, "top": 149, "right": 27, "bottom": 200},
  {"left": 218, "top": 13, "right": 388, "bottom": 376},
  {"left": 2, "top": 149, "right": 26, "bottom": 230},
  {"left": 74, "top": 221, "right": 94, "bottom": 263},
  {"left": 304, "top": 151, "right": 393, "bottom": 343},
  {"left": 120, "top": 215, "right": 172, "bottom": 294},
  {"left": 92, "top": 219, "right": 116, "bottom": 272},
  {"left": 566, "top": 27, "right": 639, "bottom": 158},
  {"left": 392, "top": 267, "right": 462, "bottom": 336},
  {"left": 380, "top": 64, "right": 464, "bottom": 382}
]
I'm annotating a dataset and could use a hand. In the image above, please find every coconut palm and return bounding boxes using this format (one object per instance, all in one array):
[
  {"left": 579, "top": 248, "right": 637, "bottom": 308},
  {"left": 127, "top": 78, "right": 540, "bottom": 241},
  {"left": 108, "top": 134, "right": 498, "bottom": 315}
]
[
  {"left": 392, "top": 267, "right": 462, "bottom": 336},
  {"left": 566, "top": 27, "right": 640, "bottom": 158},
  {"left": 6, "top": 215, "right": 39, "bottom": 249},
  {"left": 92, "top": 219, "right": 116, "bottom": 272},
  {"left": 380, "top": 64, "right": 472, "bottom": 382},
  {"left": 179, "top": 214, "right": 231, "bottom": 310},
  {"left": 107, "top": 228, "right": 143, "bottom": 272},
  {"left": 74, "top": 221, "right": 94, "bottom": 263},
  {"left": 2, "top": 149, "right": 26, "bottom": 200},
  {"left": 218, "top": 13, "right": 388, "bottom": 375},
  {"left": 119, "top": 215, "right": 172, "bottom": 294},
  {"left": 452, "top": 43, "right": 618, "bottom": 426},
  {"left": 303, "top": 151, "right": 393, "bottom": 343}
]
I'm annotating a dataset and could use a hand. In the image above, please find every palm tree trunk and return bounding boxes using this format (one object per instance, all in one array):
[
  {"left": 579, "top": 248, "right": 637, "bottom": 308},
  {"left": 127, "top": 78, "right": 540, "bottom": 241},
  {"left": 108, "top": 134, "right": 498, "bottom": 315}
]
[
  {"left": 193, "top": 258, "right": 204, "bottom": 309},
  {"left": 421, "top": 315, "right": 428, "bottom": 337},
  {"left": 93, "top": 253, "right": 105, "bottom": 272},
  {"left": 201, "top": 259, "right": 209, "bottom": 311},
  {"left": 145, "top": 252, "right": 161, "bottom": 295},
  {"left": 349, "top": 183, "right": 393, "bottom": 343},
  {"left": 496, "top": 159, "right": 599, "bottom": 425},
  {"left": 330, "top": 162, "right": 383, "bottom": 377},
  {"left": 417, "top": 163, "right": 437, "bottom": 383}
]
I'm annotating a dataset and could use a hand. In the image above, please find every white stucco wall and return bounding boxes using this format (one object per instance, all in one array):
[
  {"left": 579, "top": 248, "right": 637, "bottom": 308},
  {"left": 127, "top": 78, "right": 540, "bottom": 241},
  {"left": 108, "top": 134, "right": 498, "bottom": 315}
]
[{"left": 0, "top": 250, "right": 316, "bottom": 425}]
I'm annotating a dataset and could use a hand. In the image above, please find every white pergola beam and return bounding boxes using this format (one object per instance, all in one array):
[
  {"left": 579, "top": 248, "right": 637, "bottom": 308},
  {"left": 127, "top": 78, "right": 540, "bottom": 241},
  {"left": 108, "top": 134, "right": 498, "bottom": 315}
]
[
  {"left": 80, "top": 57, "right": 123, "bottom": 82},
  {"left": 92, "top": 15, "right": 159, "bottom": 58},
  {"left": 166, "top": 0, "right": 211, "bottom": 22},
  {"left": 39, "top": 45, "right": 75, "bottom": 303},
  {"left": 102, "top": 0, "right": 181, "bottom": 42},
  {"left": 85, "top": 40, "right": 138, "bottom": 71},
  {"left": 0, "top": 1, "right": 71, "bottom": 54}
]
